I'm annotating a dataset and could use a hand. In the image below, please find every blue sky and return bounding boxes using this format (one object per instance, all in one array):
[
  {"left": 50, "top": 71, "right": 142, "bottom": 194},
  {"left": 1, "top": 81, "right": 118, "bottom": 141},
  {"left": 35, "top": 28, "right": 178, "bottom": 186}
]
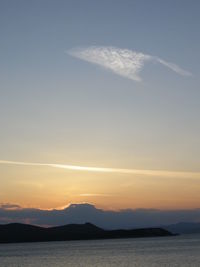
[{"left": 0, "top": 0, "right": 200, "bottom": 209}]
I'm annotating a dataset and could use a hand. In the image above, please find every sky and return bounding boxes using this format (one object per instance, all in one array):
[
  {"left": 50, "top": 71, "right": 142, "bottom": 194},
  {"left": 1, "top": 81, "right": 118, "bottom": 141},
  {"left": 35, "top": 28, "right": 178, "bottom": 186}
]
[{"left": 0, "top": 0, "right": 200, "bottom": 211}]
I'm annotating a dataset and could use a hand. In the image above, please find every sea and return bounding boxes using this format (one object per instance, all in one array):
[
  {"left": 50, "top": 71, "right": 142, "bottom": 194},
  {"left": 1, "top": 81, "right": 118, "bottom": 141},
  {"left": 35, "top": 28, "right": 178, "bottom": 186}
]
[{"left": 0, "top": 234, "right": 200, "bottom": 267}]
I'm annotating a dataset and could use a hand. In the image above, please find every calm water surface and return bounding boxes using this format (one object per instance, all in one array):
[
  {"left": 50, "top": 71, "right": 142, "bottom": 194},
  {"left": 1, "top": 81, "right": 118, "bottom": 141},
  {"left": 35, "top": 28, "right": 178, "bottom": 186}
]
[{"left": 0, "top": 234, "right": 200, "bottom": 267}]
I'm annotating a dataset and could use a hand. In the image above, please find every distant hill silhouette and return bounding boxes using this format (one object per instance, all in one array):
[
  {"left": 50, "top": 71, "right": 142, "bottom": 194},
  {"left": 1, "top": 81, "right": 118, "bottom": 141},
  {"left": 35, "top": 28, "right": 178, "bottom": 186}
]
[
  {"left": 1, "top": 203, "right": 200, "bottom": 231},
  {"left": 0, "top": 222, "right": 174, "bottom": 243},
  {"left": 164, "top": 222, "right": 200, "bottom": 234}
]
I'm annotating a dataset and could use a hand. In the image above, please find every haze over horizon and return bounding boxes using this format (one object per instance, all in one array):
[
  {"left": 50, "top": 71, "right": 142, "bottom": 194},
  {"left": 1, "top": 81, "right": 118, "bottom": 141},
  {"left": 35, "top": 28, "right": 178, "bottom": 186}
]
[
  {"left": 1, "top": 0, "right": 200, "bottom": 213},
  {"left": 1, "top": 202, "right": 200, "bottom": 229}
]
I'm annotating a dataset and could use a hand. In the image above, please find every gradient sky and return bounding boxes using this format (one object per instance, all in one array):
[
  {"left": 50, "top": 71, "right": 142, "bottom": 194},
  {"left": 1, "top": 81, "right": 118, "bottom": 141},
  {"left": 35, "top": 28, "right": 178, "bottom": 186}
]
[{"left": 0, "top": 0, "right": 200, "bottom": 210}]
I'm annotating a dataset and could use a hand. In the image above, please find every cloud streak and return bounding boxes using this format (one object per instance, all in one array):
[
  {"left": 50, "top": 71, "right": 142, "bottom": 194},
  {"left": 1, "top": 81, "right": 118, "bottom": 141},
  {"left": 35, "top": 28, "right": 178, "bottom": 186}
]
[
  {"left": 79, "top": 193, "right": 112, "bottom": 197},
  {"left": 67, "top": 46, "right": 192, "bottom": 81},
  {"left": 0, "top": 203, "right": 21, "bottom": 210},
  {"left": 0, "top": 160, "right": 200, "bottom": 179}
]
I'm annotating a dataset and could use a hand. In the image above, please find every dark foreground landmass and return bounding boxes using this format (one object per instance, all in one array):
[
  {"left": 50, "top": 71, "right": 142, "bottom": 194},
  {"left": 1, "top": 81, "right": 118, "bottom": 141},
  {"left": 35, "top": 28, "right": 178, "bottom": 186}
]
[{"left": 0, "top": 222, "right": 175, "bottom": 243}]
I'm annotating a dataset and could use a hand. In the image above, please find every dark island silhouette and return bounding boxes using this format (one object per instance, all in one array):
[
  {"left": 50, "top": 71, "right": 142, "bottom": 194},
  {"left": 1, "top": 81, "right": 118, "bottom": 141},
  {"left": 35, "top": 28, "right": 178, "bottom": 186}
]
[{"left": 0, "top": 222, "right": 174, "bottom": 243}]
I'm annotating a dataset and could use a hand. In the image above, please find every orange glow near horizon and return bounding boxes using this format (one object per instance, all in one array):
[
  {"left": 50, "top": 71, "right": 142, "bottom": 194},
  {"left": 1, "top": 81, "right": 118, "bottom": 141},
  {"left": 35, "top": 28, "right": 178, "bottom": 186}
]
[{"left": 1, "top": 161, "right": 200, "bottom": 211}]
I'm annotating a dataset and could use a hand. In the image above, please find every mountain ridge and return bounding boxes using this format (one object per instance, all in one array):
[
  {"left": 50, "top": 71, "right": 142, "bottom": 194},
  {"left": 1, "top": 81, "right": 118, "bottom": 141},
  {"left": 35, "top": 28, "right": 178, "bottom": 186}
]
[
  {"left": 0, "top": 222, "right": 174, "bottom": 244},
  {"left": 1, "top": 203, "right": 200, "bottom": 232}
]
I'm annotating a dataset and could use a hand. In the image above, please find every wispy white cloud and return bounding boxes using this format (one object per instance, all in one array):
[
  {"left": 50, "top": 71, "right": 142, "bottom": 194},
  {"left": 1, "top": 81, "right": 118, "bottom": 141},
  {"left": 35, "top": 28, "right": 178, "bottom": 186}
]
[
  {"left": 67, "top": 46, "right": 192, "bottom": 81},
  {"left": 0, "top": 160, "right": 199, "bottom": 179},
  {"left": 156, "top": 57, "right": 192, "bottom": 77}
]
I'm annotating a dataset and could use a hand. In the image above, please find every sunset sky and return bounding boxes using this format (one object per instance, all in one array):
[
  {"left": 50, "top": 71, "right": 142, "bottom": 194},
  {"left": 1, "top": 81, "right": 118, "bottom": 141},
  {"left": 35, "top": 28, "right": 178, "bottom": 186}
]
[{"left": 0, "top": 0, "right": 200, "bottom": 211}]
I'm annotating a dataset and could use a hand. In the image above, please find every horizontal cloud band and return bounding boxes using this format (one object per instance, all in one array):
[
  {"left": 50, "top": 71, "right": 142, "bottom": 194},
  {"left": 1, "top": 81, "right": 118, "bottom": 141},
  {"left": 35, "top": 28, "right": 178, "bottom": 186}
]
[
  {"left": 1, "top": 203, "right": 200, "bottom": 228},
  {"left": 0, "top": 160, "right": 199, "bottom": 179},
  {"left": 67, "top": 46, "right": 192, "bottom": 81}
]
